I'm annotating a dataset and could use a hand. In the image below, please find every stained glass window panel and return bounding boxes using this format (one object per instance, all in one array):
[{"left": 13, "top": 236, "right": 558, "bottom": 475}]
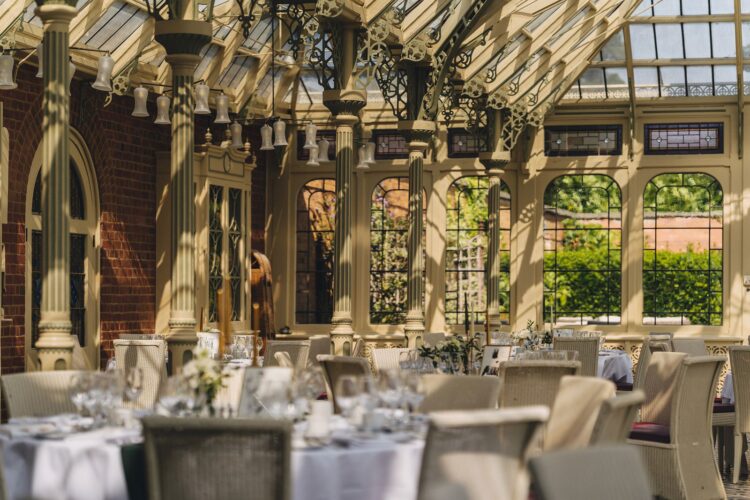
[{"left": 208, "top": 185, "right": 223, "bottom": 323}]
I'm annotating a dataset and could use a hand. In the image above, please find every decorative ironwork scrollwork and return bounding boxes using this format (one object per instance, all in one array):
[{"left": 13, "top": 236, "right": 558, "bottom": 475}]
[{"left": 277, "top": 2, "right": 317, "bottom": 60}]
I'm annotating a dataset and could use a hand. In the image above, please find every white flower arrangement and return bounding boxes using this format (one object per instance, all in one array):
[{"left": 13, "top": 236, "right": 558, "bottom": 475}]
[{"left": 182, "top": 348, "right": 227, "bottom": 415}]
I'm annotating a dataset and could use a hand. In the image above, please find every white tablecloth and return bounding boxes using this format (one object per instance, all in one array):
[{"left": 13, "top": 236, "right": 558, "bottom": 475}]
[
  {"left": 722, "top": 372, "right": 734, "bottom": 403},
  {"left": 597, "top": 350, "right": 633, "bottom": 384},
  {"left": 1, "top": 425, "right": 423, "bottom": 500}
]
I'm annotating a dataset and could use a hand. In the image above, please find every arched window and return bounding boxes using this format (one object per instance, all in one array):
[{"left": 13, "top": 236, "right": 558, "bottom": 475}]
[
  {"left": 369, "top": 177, "right": 425, "bottom": 324},
  {"left": 296, "top": 179, "right": 336, "bottom": 324},
  {"left": 643, "top": 173, "right": 723, "bottom": 326},
  {"left": 26, "top": 132, "right": 100, "bottom": 368},
  {"left": 543, "top": 175, "right": 622, "bottom": 326},
  {"left": 445, "top": 176, "right": 511, "bottom": 325}
]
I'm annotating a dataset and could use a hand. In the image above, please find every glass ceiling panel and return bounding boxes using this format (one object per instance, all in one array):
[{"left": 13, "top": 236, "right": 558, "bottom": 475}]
[
  {"left": 79, "top": 1, "right": 149, "bottom": 52},
  {"left": 683, "top": 24, "right": 711, "bottom": 59},
  {"left": 243, "top": 16, "right": 274, "bottom": 52},
  {"left": 743, "top": 66, "right": 750, "bottom": 94},
  {"left": 712, "top": 23, "right": 736, "bottom": 58},
  {"left": 635, "top": 0, "right": 735, "bottom": 15},
  {"left": 599, "top": 30, "right": 625, "bottom": 61},
  {"left": 194, "top": 43, "right": 219, "bottom": 79},
  {"left": 630, "top": 25, "right": 656, "bottom": 59},
  {"left": 744, "top": 0, "right": 750, "bottom": 13},
  {"left": 218, "top": 55, "right": 254, "bottom": 88},
  {"left": 213, "top": 20, "right": 237, "bottom": 41},
  {"left": 255, "top": 66, "right": 287, "bottom": 99},
  {"left": 524, "top": 4, "right": 563, "bottom": 32}
]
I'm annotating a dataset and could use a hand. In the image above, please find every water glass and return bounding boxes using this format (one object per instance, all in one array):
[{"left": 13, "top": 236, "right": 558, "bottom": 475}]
[
  {"left": 69, "top": 372, "right": 93, "bottom": 416},
  {"left": 157, "top": 375, "right": 194, "bottom": 417},
  {"left": 335, "top": 375, "right": 362, "bottom": 419}
]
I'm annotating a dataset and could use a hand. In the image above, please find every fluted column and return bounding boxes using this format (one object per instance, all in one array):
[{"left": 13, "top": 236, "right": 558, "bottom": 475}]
[
  {"left": 324, "top": 91, "right": 366, "bottom": 355},
  {"left": 399, "top": 121, "right": 435, "bottom": 348},
  {"left": 35, "top": 3, "right": 77, "bottom": 371},
  {"left": 155, "top": 20, "right": 211, "bottom": 373}
]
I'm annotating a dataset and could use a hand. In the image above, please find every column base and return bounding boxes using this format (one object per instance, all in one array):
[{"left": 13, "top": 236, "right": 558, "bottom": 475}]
[
  {"left": 36, "top": 330, "right": 75, "bottom": 371},
  {"left": 404, "top": 322, "right": 425, "bottom": 348},
  {"left": 165, "top": 321, "right": 198, "bottom": 375},
  {"left": 330, "top": 332, "right": 355, "bottom": 356}
]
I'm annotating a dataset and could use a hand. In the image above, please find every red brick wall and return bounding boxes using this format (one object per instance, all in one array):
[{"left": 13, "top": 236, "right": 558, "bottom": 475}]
[{"left": 1, "top": 65, "right": 266, "bottom": 373}]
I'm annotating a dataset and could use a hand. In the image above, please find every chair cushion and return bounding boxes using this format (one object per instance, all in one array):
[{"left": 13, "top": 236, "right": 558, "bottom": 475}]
[
  {"left": 629, "top": 422, "right": 670, "bottom": 444},
  {"left": 713, "top": 401, "right": 735, "bottom": 413}
]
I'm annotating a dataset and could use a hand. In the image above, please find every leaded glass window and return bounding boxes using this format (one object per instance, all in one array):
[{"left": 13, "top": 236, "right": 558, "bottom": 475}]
[
  {"left": 543, "top": 175, "right": 622, "bottom": 326},
  {"left": 644, "top": 123, "right": 723, "bottom": 154},
  {"left": 32, "top": 162, "right": 85, "bottom": 219},
  {"left": 374, "top": 132, "right": 409, "bottom": 160},
  {"left": 643, "top": 173, "right": 723, "bottom": 326},
  {"left": 369, "top": 178, "right": 425, "bottom": 324},
  {"left": 296, "top": 179, "right": 335, "bottom": 324},
  {"left": 447, "top": 129, "right": 489, "bottom": 158},
  {"left": 228, "top": 188, "right": 243, "bottom": 321},
  {"left": 208, "top": 185, "right": 223, "bottom": 323},
  {"left": 445, "top": 176, "right": 511, "bottom": 325}
]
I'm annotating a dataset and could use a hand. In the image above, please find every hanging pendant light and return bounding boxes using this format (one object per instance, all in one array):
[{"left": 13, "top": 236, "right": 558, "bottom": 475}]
[
  {"left": 92, "top": 53, "right": 114, "bottom": 92},
  {"left": 303, "top": 123, "right": 318, "bottom": 149},
  {"left": 365, "top": 141, "right": 376, "bottom": 164},
  {"left": 260, "top": 124, "right": 274, "bottom": 150},
  {"left": 273, "top": 119, "right": 288, "bottom": 147},
  {"left": 214, "top": 93, "right": 230, "bottom": 124},
  {"left": 131, "top": 86, "right": 149, "bottom": 117},
  {"left": 194, "top": 82, "right": 210, "bottom": 115},
  {"left": 356, "top": 144, "right": 370, "bottom": 170},
  {"left": 306, "top": 144, "right": 320, "bottom": 166},
  {"left": 36, "top": 42, "right": 43, "bottom": 78},
  {"left": 67, "top": 59, "right": 75, "bottom": 96},
  {"left": 154, "top": 94, "right": 171, "bottom": 125},
  {"left": 230, "top": 121, "right": 243, "bottom": 149},
  {"left": 0, "top": 54, "right": 17, "bottom": 90},
  {"left": 317, "top": 138, "right": 331, "bottom": 163}
]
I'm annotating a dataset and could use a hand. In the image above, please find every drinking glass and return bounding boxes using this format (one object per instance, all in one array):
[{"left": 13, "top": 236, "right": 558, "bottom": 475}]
[
  {"left": 377, "top": 369, "right": 403, "bottom": 409},
  {"left": 259, "top": 380, "right": 291, "bottom": 419},
  {"left": 69, "top": 372, "right": 92, "bottom": 416},
  {"left": 157, "top": 375, "right": 193, "bottom": 417},
  {"left": 124, "top": 367, "right": 144, "bottom": 405},
  {"left": 335, "top": 375, "right": 362, "bottom": 419},
  {"left": 399, "top": 351, "right": 411, "bottom": 371},
  {"left": 402, "top": 372, "right": 425, "bottom": 413}
]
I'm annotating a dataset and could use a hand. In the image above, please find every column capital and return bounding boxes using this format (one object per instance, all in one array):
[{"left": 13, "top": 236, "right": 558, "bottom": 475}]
[
  {"left": 323, "top": 89, "right": 366, "bottom": 120},
  {"left": 398, "top": 120, "right": 435, "bottom": 152},
  {"left": 155, "top": 20, "right": 212, "bottom": 56},
  {"left": 35, "top": 3, "right": 76, "bottom": 26},
  {"left": 479, "top": 151, "right": 510, "bottom": 176}
]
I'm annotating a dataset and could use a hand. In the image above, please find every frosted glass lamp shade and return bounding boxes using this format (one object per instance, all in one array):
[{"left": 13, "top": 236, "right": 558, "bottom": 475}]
[
  {"left": 194, "top": 83, "right": 210, "bottom": 114},
  {"left": 92, "top": 53, "right": 114, "bottom": 92},
  {"left": 365, "top": 141, "right": 376, "bottom": 164},
  {"left": 260, "top": 124, "right": 274, "bottom": 150},
  {"left": 154, "top": 94, "right": 171, "bottom": 125},
  {"left": 36, "top": 42, "right": 43, "bottom": 78},
  {"left": 230, "top": 121, "right": 243, "bottom": 149},
  {"left": 306, "top": 145, "right": 320, "bottom": 166},
  {"left": 131, "top": 86, "right": 149, "bottom": 117},
  {"left": 303, "top": 123, "right": 318, "bottom": 149},
  {"left": 273, "top": 119, "right": 288, "bottom": 147},
  {"left": 317, "top": 138, "right": 331, "bottom": 163},
  {"left": 214, "top": 93, "right": 230, "bottom": 124},
  {"left": 356, "top": 144, "right": 370, "bottom": 170},
  {"left": 0, "top": 54, "right": 16, "bottom": 90}
]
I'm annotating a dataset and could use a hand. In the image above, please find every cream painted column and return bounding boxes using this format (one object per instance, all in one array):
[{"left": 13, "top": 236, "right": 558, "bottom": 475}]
[
  {"left": 323, "top": 91, "right": 366, "bottom": 355},
  {"left": 35, "top": 2, "right": 77, "bottom": 371},
  {"left": 399, "top": 120, "right": 435, "bottom": 347},
  {"left": 155, "top": 20, "right": 211, "bottom": 373},
  {"left": 480, "top": 108, "right": 510, "bottom": 336}
]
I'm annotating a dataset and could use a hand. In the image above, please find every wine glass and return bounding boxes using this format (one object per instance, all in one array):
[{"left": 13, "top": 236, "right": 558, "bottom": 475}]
[
  {"left": 259, "top": 380, "right": 290, "bottom": 419},
  {"left": 377, "top": 369, "right": 404, "bottom": 409},
  {"left": 124, "top": 367, "right": 144, "bottom": 405},
  {"left": 402, "top": 372, "right": 425, "bottom": 413},
  {"left": 335, "top": 375, "right": 362, "bottom": 419},
  {"left": 157, "top": 375, "right": 193, "bottom": 417},
  {"left": 399, "top": 351, "right": 412, "bottom": 372},
  {"left": 69, "top": 372, "right": 92, "bottom": 416}
]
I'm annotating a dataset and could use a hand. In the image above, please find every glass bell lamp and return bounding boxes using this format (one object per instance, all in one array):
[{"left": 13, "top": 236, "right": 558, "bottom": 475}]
[
  {"left": 230, "top": 121, "right": 243, "bottom": 149},
  {"left": 273, "top": 119, "right": 288, "bottom": 147},
  {"left": 260, "top": 124, "right": 274, "bottom": 150},
  {"left": 154, "top": 94, "right": 171, "bottom": 125},
  {"left": 306, "top": 145, "right": 320, "bottom": 166},
  {"left": 67, "top": 59, "right": 76, "bottom": 96},
  {"left": 0, "top": 54, "right": 17, "bottom": 90},
  {"left": 317, "top": 138, "right": 331, "bottom": 163},
  {"left": 131, "top": 86, "right": 149, "bottom": 117},
  {"left": 214, "top": 93, "right": 231, "bottom": 124},
  {"left": 303, "top": 123, "right": 318, "bottom": 149},
  {"left": 356, "top": 144, "right": 370, "bottom": 170},
  {"left": 92, "top": 53, "right": 114, "bottom": 92},
  {"left": 365, "top": 141, "right": 376, "bottom": 164},
  {"left": 36, "top": 42, "right": 43, "bottom": 78},
  {"left": 194, "top": 83, "right": 210, "bottom": 115}
]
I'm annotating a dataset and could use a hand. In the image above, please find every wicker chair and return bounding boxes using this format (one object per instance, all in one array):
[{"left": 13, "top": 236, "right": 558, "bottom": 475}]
[
  {"left": 496, "top": 360, "right": 580, "bottom": 409},
  {"left": 672, "top": 338, "right": 708, "bottom": 357},
  {"left": 419, "top": 374, "right": 501, "bottom": 413},
  {"left": 317, "top": 355, "right": 371, "bottom": 413},
  {"left": 721, "top": 346, "right": 750, "bottom": 483},
  {"left": 307, "top": 335, "right": 330, "bottom": 366},
  {"left": 264, "top": 340, "right": 310, "bottom": 372},
  {"left": 633, "top": 337, "right": 673, "bottom": 392},
  {"left": 544, "top": 376, "right": 616, "bottom": 452},
  {"left": 529, "top": 445, "right": 652, "bottom": 500},
  {"left": 424, "top": 332, "right": 447, "bottom": 347},
  {"left": 628, "top": 353, "right": 726, "bottom": 500},
  {"left": 273, "top": 351, "right": 294, "bottom": 369},
  {"left": 143, "top": 417, "right": 291, "bottom": 500},
  {"left": 351, "top": 337, "right": 365, "bottom": 358},
  {"left": 372, "top": 347, "right": 412, "bottom": 373},
  {"left": 417, "top": 407, "right": 550, "bottom": 500},
  {"left": 552, "top": 337, "right": 599, "bottom": 377},
  {"left": 589, "top": 390, "right": 645, "bottom": 445},
  {"left": 114, "top": 338, "right": 168, "bottom": 409},
  {"left": 1, "top": 371, "right": 80, "bottom": 418}
]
